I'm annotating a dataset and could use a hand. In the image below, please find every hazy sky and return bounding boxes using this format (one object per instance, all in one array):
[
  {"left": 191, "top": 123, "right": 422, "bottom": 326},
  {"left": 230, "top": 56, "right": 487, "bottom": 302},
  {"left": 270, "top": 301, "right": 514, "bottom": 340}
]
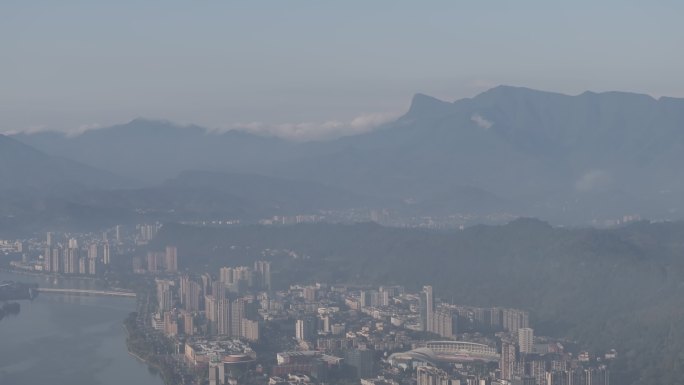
[{"left": 2, "top": 1, "right": 683, "bottom": 139}]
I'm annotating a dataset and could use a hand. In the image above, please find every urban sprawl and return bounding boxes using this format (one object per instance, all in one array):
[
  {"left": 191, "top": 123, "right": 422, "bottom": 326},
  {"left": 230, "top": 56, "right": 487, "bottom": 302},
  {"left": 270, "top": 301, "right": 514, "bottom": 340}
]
[{"left": 1, "top": 224, "right": 612, "bottom": 385}]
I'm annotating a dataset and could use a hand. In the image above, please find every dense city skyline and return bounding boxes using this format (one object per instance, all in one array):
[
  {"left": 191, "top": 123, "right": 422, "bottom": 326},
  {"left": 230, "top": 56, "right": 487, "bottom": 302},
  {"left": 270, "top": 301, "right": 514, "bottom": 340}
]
[{"left": 2, "top": 224, "right": 612, "bottom": 385}]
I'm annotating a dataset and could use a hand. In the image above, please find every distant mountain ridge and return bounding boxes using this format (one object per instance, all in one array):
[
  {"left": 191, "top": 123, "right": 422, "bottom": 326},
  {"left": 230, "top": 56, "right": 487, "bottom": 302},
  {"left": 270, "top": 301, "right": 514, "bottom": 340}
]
[
  {"left": 0, "top": 133, "right": 140, "bottom": 234},
  {"left": 12, "top": 118, "right": 294, "bottom": 183},
  {"left": 11, "top": 86, "right": 684, "bottom": 224},
  {"left": 0, "top": 133, "right": 132, "bottom": 192},
  {"left": 282, "top": 86, "right": 684, "bottom": 221}
]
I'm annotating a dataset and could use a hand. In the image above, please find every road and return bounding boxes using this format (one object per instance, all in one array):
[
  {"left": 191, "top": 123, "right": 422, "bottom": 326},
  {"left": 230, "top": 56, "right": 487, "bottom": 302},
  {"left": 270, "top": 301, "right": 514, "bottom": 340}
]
[{"left": 36, "top": 287, "right": 137, "bottom": 298}]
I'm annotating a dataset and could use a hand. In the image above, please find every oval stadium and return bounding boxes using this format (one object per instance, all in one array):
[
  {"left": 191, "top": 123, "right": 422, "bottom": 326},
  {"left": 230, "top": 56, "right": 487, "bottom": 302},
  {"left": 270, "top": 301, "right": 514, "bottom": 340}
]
[{"left": 389, "top": 341, "right": 499, "bottom": 367}]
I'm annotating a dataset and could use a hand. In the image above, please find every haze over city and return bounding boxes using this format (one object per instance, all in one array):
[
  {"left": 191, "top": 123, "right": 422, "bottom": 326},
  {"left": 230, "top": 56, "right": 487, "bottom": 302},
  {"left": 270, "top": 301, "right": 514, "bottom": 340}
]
[{"left": 2, "top": 2, "right": 684, "bottom": 385}]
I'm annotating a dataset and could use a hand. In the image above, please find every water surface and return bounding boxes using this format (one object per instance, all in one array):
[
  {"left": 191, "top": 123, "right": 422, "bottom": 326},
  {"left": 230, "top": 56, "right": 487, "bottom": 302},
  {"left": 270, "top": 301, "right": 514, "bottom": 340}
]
[{"left": 0, "top": 271, "right": 164, "bottom": 385}]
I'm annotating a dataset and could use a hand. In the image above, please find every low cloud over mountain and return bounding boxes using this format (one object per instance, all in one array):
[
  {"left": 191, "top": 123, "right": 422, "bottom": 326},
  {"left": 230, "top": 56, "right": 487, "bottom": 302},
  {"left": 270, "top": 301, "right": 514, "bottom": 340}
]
[{"left": 10, "top": 86, "right": 684, "bottom": 224}]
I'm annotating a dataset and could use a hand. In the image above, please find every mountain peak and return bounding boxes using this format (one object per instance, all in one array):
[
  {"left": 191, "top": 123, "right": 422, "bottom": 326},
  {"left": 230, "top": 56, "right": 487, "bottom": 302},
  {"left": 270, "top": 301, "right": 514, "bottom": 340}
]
[
  {"left": 92, "top": 118, "right": 209, "bottom": 137},
  {"left": 478, "top": 85, "right": 658, "bottom": 103},
  {"left": 487, "top": 84, "right": 533, "bottom": 93},
  {"left": 128, "top": 117, "right": 177, "bottom": 126},
  {"left": 476, "top": 85, "right": 569, "bottom": 101},
  {"left": 405, "top": 93, "right": 453, "bottom": 118}
]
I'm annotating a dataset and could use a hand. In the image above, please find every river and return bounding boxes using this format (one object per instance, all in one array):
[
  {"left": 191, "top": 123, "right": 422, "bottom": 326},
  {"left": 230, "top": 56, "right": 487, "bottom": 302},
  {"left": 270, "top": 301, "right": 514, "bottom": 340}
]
[{"left": 0, "top": 271, "right": 164, "bottom": 385}]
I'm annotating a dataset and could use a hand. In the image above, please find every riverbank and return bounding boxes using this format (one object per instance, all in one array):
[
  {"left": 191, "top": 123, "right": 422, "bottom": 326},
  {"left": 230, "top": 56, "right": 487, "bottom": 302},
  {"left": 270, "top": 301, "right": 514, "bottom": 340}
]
[
  {"left": 123, "top": 314, "right": 180, "bottom": 385},
  {"left": 0, "top": 267, "right": 102, "bottom": 283},
  {"left": 123, "top": 323, "right": 163, "bottom": 370}
]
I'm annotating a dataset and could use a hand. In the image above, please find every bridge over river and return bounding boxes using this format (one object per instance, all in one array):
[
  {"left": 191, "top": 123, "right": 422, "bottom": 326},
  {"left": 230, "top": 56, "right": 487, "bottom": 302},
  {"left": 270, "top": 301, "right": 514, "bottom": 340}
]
[{"left": 36, "top": 287, "right": 136, "bottom": 298}]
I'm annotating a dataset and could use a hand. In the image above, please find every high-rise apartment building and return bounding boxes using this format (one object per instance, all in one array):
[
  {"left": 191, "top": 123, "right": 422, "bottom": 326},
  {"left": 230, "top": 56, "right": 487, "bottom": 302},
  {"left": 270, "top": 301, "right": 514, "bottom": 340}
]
[
  {"left": 518, "top": 327, "right": 534, "bottom": 354},
  {"left": 201, "top": 273, "right": 212, "bottom": 296},
  {"left": 83, "top": 243, "right": 97, "bottom": 275},
  {"left": 182, "top": 311, "right": 194, "bottom": 336},
  {"left": 163, "top": 311, "right": 178, "bottom": 336},
  {"left": 433, "top": 308, "right": 456, "bottom": 338},
  {"left": 88, "top": 243, "right": 98, "bottom": 260},
  {"left": 359, "top": 290, "right": 371, "bottom": 308},
  {"left": 165, "top": 246, "right": 178, "bottom": 272},
  {"left": 88, "top": 256, "right": 97, "bottom": 275},
  {"left": 184, "top": 280, "right": 201, "bottom": 312},
  {"left": 241, "top": 319, "right": 260, "bottom": 341},
  {"left": 254, "top": 260, "right": 271, "bottom": 291},
  {"left": 230, "top": 298, "right": 245, "bottom": 337},
  {"left": 205, "top": 295, "right": 217, "bottom": 335},
  {"left": 378, "top": 290, "right": 389, "bottom": 307},
  {"left": 489, "top": 308, "right": 503, "bottom": 330},
  {"left": 156, "top": 279, "right": 174, "bottom": 313},
  {"left": 147, "top": 251, "right": 160, "bottom": 272},
  {"left": 180, "top": 275, "right": 189, "bottom": 302},
  {"left": 78, "top": 257, "right": 87, "bottom": 275},
  {"left": 103, "top": 242, "right": 110, "bottom": 265},
  {"left": 231, "top": 266, "right": 252, "bottom": 292},
  {"left": 219, "top": 267, "right": 233, "bottom": 285},
  {"left": 217, "top": 298, "right": 232, "bottom": 335},
  {"left": 503, "top": 308, "right": 529, "bottom": 333},
  {"left": 44, "top": 247, "right": 52, "bottom": 272},
  {"left": 421, "top": 285, "right": 434, "bottom": 332},
  {"left": 303, "top": 286, "right": 317, "bottom": 302},
  {"left": 296, "top": 316, "right": 317, "bottom": 341},
  {"left": 500, "top": 341, "right": 516, "bottom": 381},
  {"left": 65, "top": 247, "right": 79, "bottom": 274},
  {"left": 51, "top": 247, "right": 61, "bottom": 273},
  {"left": 212, "top": 280, "right": 227, "bottom": 301}
]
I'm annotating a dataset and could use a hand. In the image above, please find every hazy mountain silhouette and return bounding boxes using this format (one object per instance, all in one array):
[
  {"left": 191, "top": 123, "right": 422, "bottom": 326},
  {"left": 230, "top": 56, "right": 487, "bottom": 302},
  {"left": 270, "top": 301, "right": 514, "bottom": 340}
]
[
  {"left": 12, "top": 118, "right": 294, "bottom": 183},
  {"left": 273, "top": 86, "right": 684, "bottom": 221},
  {"left": 291, "top": 86, "right": 684, "bottom": 194},
  {"left": 12, "top": 86, "right": 684, "bottom": 223},
  {"left": 0, "top": 133, "right": 132, "bottom": 192}
]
